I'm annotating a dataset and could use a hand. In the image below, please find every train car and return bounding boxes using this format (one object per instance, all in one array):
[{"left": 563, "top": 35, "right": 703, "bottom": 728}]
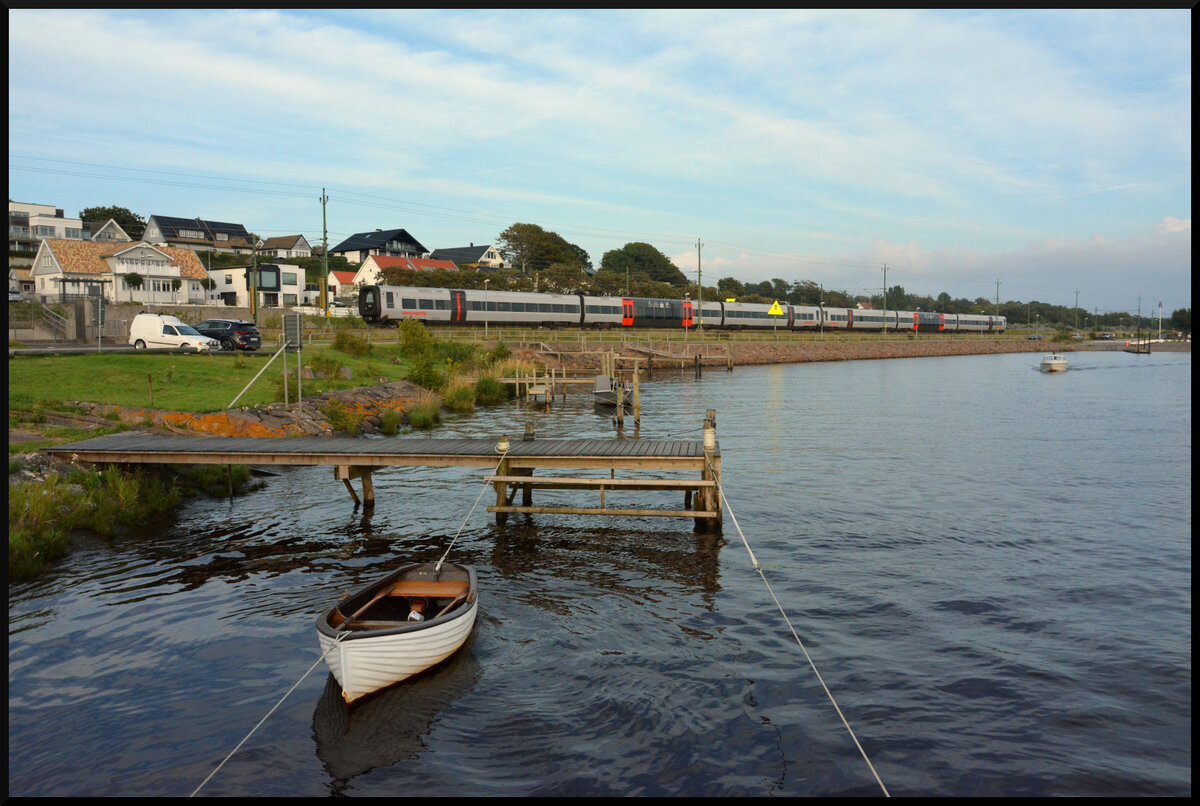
[
  {"left": 721, "top": 300, "right": 774, "bottom": 329},
  {"left": 821, "top": 307, "right": 854, "bottom": 330},
  {"left": 916, "top": 311, "right": 945, "bottom": 333},
  {"left": 359, "top": 285, "right": 459, "bottom": 326},
  {"left": 581, "top": 295, "right": 628, "bottom": 327},
  {"left": 848, "top": 309, "right": 885, "bottom": 331},
  {"left": 467, "top": 288, "right": 582, "bottom": 326}
]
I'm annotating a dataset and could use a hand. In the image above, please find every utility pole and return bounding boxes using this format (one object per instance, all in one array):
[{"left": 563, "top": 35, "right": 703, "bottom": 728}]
[
  {"left": 697, "top": 238, "right": 703, "bottom": 331},
  {"left": 1075, "top": 289, "right": 1080, "bottom": 332},
  {"left": 320, "top": 188, "right": 329, "bottom": 315},
  {"left": 881, "top": 264, "right": 887, "bottom": 332},
  {"left": 995, "top": 279, "right": 1000, "bottom": 317}
]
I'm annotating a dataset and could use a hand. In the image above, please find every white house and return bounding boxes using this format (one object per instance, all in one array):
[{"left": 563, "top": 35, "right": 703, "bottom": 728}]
[
  {"left": 327, "top": 269, "right": 358, "bottom": 299},
  {"left": 9, "top": 201, "right": 86, "bottom": 253},
  {"left": 354, "top": 254, "right": 459, "bottom": 286},
  {"left": 207, "top": 263, "right": 311, "bottom": 308},
  {"left": 257, "top": 234, "right": 312, "bottom": 259},
  {"left": 30, "top": 239, "right": 214, "bottom": 305},
  {"left": 85, "top": 218, "right": 133, "bottom": 243},
  {"left": 428, "top": 243, "right": 507, "bottom": 270}
]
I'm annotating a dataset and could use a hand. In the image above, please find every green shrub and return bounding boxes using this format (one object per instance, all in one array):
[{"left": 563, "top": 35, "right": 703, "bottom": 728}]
[
  {"left": 308, "top": 353, "right": 344, "bottom": 377},
  {"left": 434, "top": 339, "right": 479, "bottom": 367},
  {"left": 333, "top": 329, "right": 371, "bottom": 357},
  {"left": 490, "top": 341, "right": 512, "bottom": 362},
  {"left": 407, "top": 354, "right": 447, "bottom": 392},
  {"left": 474, "top": 374, "right": 507, "bottom": 406},
  {"left": 379, "top": 407, "right": 403, "bottom": 435},
  {"left": 398, "top": 318, "right": 432, "bottom": 356},
  {"left": 443, "top": 377, "right": 477, "bottom": 413},
  {"left": 322, "top": 399, "right": 363, "bottom": 434},
  {"left": 406, "top": 391, "right": 442, "bottom": 430}
]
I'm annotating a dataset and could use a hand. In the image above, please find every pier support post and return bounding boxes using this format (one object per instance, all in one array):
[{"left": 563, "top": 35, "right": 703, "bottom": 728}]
[
  {"left": 696, "top": 409, "right": 721, "bottom": 533},
  {"left": 494, "top": 456, "right": 510, "bottom": 525},
  {"left": 335, "top": 465, "right": 375, "bottom": 508}
]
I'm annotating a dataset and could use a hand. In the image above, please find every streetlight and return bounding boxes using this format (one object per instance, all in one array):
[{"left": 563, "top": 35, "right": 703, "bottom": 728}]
[{"left": 483, "top": 279, "right": 489, "bottom": 340}]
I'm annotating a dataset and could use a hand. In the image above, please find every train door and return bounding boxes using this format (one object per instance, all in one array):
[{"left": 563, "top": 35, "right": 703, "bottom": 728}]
[
  {"left": 450, "top": 289, "right": 467, "bottom": 323},
  {"left": 681, "top": 300, "right": 693, "bottom": 328},
  {"left": 621, "top": 298, "right": 634, "bottom": 327},
  {"left": 912, "top": 312, "right": 919, "bottom": 331}
]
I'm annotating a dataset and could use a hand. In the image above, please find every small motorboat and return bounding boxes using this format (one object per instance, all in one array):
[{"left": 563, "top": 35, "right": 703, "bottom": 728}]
[
  {"left": 593, "top": 375, "right": 633, "bottom": 412},
  {"left": 316, "top": 561, "right": 478, "bottom": 704},
  {"left": 1040, "top": 353, "right": 1068, "bottom": 373}
]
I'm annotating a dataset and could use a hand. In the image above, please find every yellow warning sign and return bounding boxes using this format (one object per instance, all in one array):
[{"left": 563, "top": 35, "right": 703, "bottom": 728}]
[{"left": 768, "top": 300, "right": 784, "bottom": 315}]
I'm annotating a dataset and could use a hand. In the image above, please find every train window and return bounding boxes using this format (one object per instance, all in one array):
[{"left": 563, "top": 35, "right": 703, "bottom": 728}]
[
  {"left": 419, "top": 299, "right": 433, "bottom": 308},
  {"left": 386, "top": 292, "right": 394, "bottom": 307},
  {"left": 471, "top": 301, "right": 483, "bottom": 311},
  {"left": 402, "top": 298, "right": 416, "bottom": 308},
  {"left": 512, "top": 303, "right": 524, "bottom": 312},
  {"left": 587, "top": 305, "right": 599, "bottom": 313},
  {"left": 486, "top": 301, "right": 497, "bottom": 312},
  {"left": 567, "top": 305, "right": 578, "bottom": 313},
  {"left": 552, "top": 304, "right": 564, "bottom": 313},
  {"left": 539, "top": 303, "right": 551, "bottom": 312},
  {"left": 435, "top": 299, "right": 447, "bottom": 309},
  {"left": 498, "top": 302, "right": 511, "bottom": 311}
]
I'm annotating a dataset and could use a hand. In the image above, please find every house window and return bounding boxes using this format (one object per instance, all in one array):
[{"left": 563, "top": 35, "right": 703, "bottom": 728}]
[
  {"left": 216, "top": 233, "right": 229, "bottom": 241},
  {"left": 33, "top": 225, "right": 56, "bottom": 237},
  {"left": 224, "top": 275, "right": 232, "bottom": 284},
  {"left": 65, "top": 228, "right": 83, "bottom": 239},
  {"left": 283, "top": 272, "right": 297, "bottom": 286},
  {"left": 181, "top": 229, "right": 205, "bottom": 239},
  {"left": 42, "top": 256, "right": 53, "bottom": 267}
]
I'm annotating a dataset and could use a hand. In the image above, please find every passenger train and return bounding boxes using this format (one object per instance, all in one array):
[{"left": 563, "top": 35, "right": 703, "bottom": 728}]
[{"left": 357, "top": 285, "right": 1007, "bottom": 334}]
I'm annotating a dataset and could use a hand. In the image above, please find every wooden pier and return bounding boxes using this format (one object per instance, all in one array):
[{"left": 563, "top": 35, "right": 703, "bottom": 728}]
[{"left": 44, "top": 411, "right": 723, "bottom": 532}]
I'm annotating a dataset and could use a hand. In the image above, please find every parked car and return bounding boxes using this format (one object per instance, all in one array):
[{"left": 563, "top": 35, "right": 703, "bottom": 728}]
[
  {"left": 1100, "top": 333, "right": 1115, "bottom": 340},
  {"left": 192, "top": 319, "right": 262, "bottom": 351},
  {"left": 1027, "top": 333, "right": 1044, "bottom": 340},
  {"left": 128, "top": 313, "right": 219, "bottom": 352},
  {"left": 1072, "top": 333, "right": 1084, "bottom": 341}
]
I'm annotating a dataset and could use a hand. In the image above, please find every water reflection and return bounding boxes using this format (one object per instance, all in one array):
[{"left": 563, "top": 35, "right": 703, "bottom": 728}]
[{"left": 312, "top": 635, "right": 482, "bottom": 789}]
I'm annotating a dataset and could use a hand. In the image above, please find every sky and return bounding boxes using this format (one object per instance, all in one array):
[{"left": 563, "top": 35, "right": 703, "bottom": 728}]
[{"left": 8, "top": 9, "right": 1191, "bottom": 317}]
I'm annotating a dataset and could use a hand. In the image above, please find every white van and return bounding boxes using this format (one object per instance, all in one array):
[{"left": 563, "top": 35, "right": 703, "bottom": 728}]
[{"left": 128, "top": 313, "right": 219, "bottom": 352}]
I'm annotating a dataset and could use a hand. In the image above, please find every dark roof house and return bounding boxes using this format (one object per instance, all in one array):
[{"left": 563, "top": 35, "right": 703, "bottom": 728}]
[
  {"left": 428, "top": 242, "right": 507, "bottom": 270},
  {"left": 328, "top": 228, "right": 427, "bottom": 264},
  {"left": 142, "top": 215, "right": 256, "bottom": 254}
]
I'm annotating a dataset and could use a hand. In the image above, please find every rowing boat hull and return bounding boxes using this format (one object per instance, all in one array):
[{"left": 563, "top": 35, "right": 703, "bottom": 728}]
[{"left": 316, "top": 563, "right": 478, "bottom": 704}]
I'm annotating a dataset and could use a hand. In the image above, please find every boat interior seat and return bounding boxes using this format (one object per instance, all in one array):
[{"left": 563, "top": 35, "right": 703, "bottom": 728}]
[{"left": 385, "top": 579, "right": 470, "bottom": 599}]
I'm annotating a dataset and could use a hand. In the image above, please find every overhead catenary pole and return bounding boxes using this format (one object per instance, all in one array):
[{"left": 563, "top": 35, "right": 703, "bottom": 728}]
[
  {"left": 1075, "top": 289, "right": 1080, "bottom": 332},
  {"left": 697, "top": 238, "right": 703, "bottom": 331},
  {"left": 881, "top": 264, "right": 887, "bottom": 332},
  {"left": 320, "top": 189, "right": 329, "bottom": 315}
]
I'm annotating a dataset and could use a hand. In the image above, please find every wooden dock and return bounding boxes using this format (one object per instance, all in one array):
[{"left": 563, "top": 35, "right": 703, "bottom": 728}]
[{"left": 45, "top": 412, "right": 723, "bottom": 531}]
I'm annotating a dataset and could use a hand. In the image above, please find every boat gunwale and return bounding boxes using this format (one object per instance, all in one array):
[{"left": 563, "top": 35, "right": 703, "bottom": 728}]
[{"left": 316, "top": 562, "right": 478, "bottom": 642}]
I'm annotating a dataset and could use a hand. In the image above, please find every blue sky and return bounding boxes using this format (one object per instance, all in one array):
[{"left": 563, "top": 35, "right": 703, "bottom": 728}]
[{"left": 8, "top": 9, "right": 1191, "bottom": 316}]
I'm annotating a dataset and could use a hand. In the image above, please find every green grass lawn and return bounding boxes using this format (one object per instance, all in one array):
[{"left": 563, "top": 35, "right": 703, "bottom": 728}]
[{"left": 8, "top": 345, "right": 417, "bottom": 414}]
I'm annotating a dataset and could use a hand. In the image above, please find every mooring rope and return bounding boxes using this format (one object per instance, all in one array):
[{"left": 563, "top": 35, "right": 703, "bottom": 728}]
[
  {"left": 190, "top": 631, "right": 349, "bottom": 797},
  {"left": 706, "top": 456, "right": 891, "bottom": 797},
  {"left": 434, "top": 446, "right": 510, "bottom": 575}
]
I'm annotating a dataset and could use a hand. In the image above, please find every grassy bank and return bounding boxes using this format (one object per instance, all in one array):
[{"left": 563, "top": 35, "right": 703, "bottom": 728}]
[{"left": 8, "top": 325, "right": 541, "bottom": 579}]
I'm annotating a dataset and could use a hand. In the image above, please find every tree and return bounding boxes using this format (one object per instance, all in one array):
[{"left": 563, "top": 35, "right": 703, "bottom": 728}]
[
  {"left": 124, "top": 272, "right": 144, "bottom": 303},
  {"left": 496, "top": 223, "right": 585, "bottom": 273},
  {"left": 600, "top": 242, "right": 687, "bottom": 287},
  {"left": 78, "top": 206, "right": 146, "bottom": 240},
  {"left": 716, "top": 276, "right": 744, "bottom": 299}
]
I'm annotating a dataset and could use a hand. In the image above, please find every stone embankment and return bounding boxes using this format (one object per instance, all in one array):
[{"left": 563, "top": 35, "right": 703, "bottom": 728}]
[{"left": 536, "top": 336, "right": 1051, "bottom": 372}]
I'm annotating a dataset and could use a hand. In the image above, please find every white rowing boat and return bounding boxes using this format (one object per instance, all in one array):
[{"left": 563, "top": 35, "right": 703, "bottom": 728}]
[{"left": 316, "top": 562, "right": 478, "bottom": 704}]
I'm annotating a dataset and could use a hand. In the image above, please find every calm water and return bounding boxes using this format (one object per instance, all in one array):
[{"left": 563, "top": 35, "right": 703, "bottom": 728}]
[{"left": 8, "top": 349, "right": 1191, "bottom": 796}]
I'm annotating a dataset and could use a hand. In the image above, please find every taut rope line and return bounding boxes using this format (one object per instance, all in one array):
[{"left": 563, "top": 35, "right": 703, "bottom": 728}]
[
  {"left": 434, "top": 446, "right": 509, "bottom": 575},
  {"left": 190, "top": 631, "right": 349, "bottom": 797},
  {"left": 707, "top": 457, "right": 891, "bottom": 797}
]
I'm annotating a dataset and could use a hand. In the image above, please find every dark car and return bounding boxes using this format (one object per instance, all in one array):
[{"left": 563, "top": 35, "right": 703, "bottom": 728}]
[
  {"left": 1027, "top": 333, "right": 1044, "bottom": 340},
  {"left": 193, "top": 319, "right": 261, "bottom": 351},
  {"left": 1100, "top": 333, "right": 1115, "bottom": 340}
]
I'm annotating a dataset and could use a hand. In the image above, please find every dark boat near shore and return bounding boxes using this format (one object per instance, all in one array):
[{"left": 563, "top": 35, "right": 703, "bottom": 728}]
[{"left": 593, "top": 375, "right": 633, "bottom": 412}]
